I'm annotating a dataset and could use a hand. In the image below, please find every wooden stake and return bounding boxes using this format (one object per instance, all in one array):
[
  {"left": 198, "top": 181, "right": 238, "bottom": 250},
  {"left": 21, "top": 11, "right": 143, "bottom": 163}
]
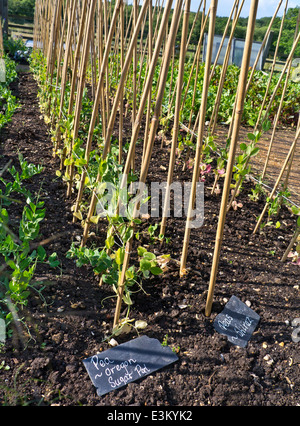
[
  {"left": 113, "top": 0, "right": 183, "bottom": 328},
  {"left": 227, "top": 0, "right": 282, "bottom": 141},
  {"left": 261, "top": 29, "right": 300, "bottom": 125},
  {"left": 281, "top": 227, "right": 300, "bottom": 263},
  {"left": 253, "top": 125, "right": 300, "bottom": 235},
  {"left": 261, "top": 8, "right": 300, "bottom": 179},
  {"left": 254, "top": 0, "right": 288, "bottom": 132},
  {"left": 66, "top": 0, "right": 97, "bottom": 197},
  {"left": 58, "top": 0, "right": 89, "bottom": 168},
  {"left": 54, "top": 0, "right": 76, "bottom": 154},
  {"left": 119, "top": 0, "right": 124, "bottom": 165},
  {"left": 160, "top": 0, "right": 191, "bottom": 236},
  {"left": 142, "top": 0, "right": 153, "bottom": 164},
  {"left": 78, "top": 0, "right": 151, "bottom": 234},
  {"left": 180, "top": 0, "right": 218, "bottom": 277},
  {"left": 205, "top": 0, "right": 259, "bottom": 317},
  {"left": 208, "top": 0, "right": 244, "bottom": 135},
  {"left": 73, "top": 0, "right": 123, "bottom": 221}
]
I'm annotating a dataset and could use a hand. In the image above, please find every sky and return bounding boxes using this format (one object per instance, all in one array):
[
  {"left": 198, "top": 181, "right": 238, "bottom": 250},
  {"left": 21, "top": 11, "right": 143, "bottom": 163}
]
[
  {"left": 127, "top": 1, "right": 300, "bottom": 19},
  {"left": 190, "top": 0, "right": 299, "bottom": 18}
]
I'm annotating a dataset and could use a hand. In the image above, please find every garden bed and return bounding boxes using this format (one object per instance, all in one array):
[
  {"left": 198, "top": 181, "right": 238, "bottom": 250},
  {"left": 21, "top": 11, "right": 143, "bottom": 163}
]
[{"left": 0, "top": 71, "right": 299, "bottom": 406}]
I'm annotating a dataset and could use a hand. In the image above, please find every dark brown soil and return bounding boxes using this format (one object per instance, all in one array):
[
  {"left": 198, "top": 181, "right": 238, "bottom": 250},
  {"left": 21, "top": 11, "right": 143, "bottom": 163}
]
[{"left": 0, "top": 71, "right": 299, "bottom": 407}]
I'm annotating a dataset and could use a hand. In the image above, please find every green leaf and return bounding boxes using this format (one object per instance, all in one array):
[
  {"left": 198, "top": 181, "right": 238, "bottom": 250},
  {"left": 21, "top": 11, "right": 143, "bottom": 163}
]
[
  {"left": 105, "top": 235, "right": 115, "bottom": 250},
  {"left": 123, "top": 227, "right": 134, "bottom": 243},
  {"left": 150, "top": 266, "right": 163, "bottom": 275},
  {"left": 291, "top": 206, "right": 300, "bottom": 215},
  {"left": 262, "top": 120, "right": 271, "bottom": 132},
  {"left": 48, "top": 252, "right": 60, "bottom": 268},
  {"left": 125, "top": 268, "right": 135, "bottom": 280},
  {"left": 247, "top": 133, "right": 256, "bottom": 141},
  {"left": 37, "top": 245, "right": 47, "bottom": 261},
  {"left": 250, "top": 147, "right": 260, "bottom": 157},
  {"left": 140, "top": 258, "right": 152, "bottom": 272},
  {"left": 1, "top": 208, "right": 9, "bottom": 225},
  {"left": 115, "top": 248, "right": 125, "bottom": 266},
  {"left": 122, "top": 292, "right": 133, "bottom": 306},
  {"left": 143, "top": 251, "right": 156, "bottom": 261},
  {"left": 137, "top": 246, "right": 147, "bottom": 257}
]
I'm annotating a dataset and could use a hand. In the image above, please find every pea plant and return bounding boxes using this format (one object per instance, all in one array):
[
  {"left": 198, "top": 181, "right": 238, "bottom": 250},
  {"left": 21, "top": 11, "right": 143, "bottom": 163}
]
[
  {"left": 0, "top": 156, "right": 58, "bottom": 339},
  {"left": 0, "top": 56, "right": 18, "bottom": 131},
  {"left": 227, "top": 127, "right": 264, "bottom": 211},
  {"left": 67, "top": 149, "right": 163, "bottom": 333}
]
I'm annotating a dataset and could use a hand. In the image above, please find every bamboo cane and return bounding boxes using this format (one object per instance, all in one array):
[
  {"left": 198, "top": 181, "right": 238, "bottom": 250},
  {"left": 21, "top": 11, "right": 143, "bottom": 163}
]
[
  {"left": 66, "top": 0, "right": 97, "bottom": 197},
  {"left": 245, "top": 0, "right": 283, "bottom": 93},
  {"left": 131, "top": 0, "right": 138, "bottom": 171},
  {"left": 51, "top": 0, "right": 71, "bottom": 128},
  {"left": 208, "top": 0, "right": 244, "bottom": 135},
  {"left": 113, "top": 0, "right": 183, "bottom": 328},
  {"left": 261, "top": 71, "right": 293, "bottom": 181},
  {"left": 136, "top": 10, "right": 151, "bottom": 91},
  {"left": 282, "top": 113, "right": 300, "bottom": 193},
  {"left": 227, "top": 2, "right": 287, "bottom": 210},
  {"left": 281, "top": 227, "right": 300, "bottom": 262},
  {"left": 254, "top": 0, "right": 288, "bottom": 132},
  {"left": 209, "top": 0, "right": 239, "bottom": 84},
  {"left": 261, "top": 8, "right": 300, "bottom": 179},
  {"left": 186, "top": 0, "right": 203, "bottom": 49},
  {"left": 0, "top": 15, "right": 3, "bottom": 58},
  {"left": 141, "top": 0, "right": 153, "bottom": 165},
  {"left": 116, "top": 0, "right": 174, "bottom": 188},
  {"left": 180, "top": 10, "right": 210, "bottom": 116},
  {"left": 119, "top": 0, "right": 125, "bottom": 164},
  {"left": 54, "top": 0, "right": 77, "bottom": 154},
  {"left": 98, "top": 0, "right": 107, "bottom": 140},
  {"left": 180, "top": 0, "right": 218, "bottom": 277},
  {"left": 186, "top": 42, "right": 202, "bottom": 150},
  {"left": 58, "top": 0, "right": 89, "bottom": 167},
  {"left": 45, "top": 0, "right": 52, "bottom": 57},
  {"left": 261, "top": 29, "right": 300, "bottom": 125},
  {"left": 104, "top": 0, "right": 110, "bottom": 127},
  {"left": 205, "top": 0, "right": 259, "bottom": 317},
  {"left": 75, "top": 0, "right": 150, "bottom": 227},
  {"left": 46, "top": 0, "right": 63, "bottom": 117},
  {"left": 90, "top": 19, "right": 97, "bottom": 102},
  {"left": 165, "top": 5, "right": 184, "bottom": 122},
  {"left": 73, "top": 0, "right": 123, "bottom": 221},
  {"left": 79, "top": 0, "right": 167, "bottom": 241},
  {"left": 160, "top": 0, "right": 191, "bottom": 236},
  {"left": 227, "top": 0, "right": 282, "bottom": 141},
  {"left": 253, "top": 125, "right": 300, "bottom": 235},
  {"left": 152, "top": 0, "right": 165, "bottom": 50}
]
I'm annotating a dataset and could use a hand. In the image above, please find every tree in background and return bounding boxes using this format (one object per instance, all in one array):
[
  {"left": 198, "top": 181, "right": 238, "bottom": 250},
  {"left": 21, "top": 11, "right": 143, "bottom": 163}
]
[
  {"left": 8, "top": 0, "right": 35, "bottom": 19},
  {"left": 271, "top": 7, "right": 300, "bottom": 59}
]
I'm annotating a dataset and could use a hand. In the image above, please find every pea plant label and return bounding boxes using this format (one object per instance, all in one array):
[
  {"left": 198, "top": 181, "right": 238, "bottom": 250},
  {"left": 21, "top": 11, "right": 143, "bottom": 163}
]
[
  {"left": 83, "top": 335, "right": 178, "bottom": 397},
  {"left": 213, "top": 296, "right": 260, "bottom": 347}
]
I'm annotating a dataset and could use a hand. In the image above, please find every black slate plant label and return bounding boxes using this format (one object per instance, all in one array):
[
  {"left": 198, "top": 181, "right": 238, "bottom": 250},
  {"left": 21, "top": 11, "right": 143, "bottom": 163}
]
[
  {"left": 83, "top": 335, "right": 178, "bottom": 396},
  {"left": 213, "top": 295, "right": 260, "bottom": 347}
]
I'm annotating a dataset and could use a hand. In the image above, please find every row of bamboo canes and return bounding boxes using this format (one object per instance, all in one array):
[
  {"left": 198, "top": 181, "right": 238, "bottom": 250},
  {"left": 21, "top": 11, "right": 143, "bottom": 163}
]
[{"left": 32, "top": 0, "right": 300, "bottom": 327}]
